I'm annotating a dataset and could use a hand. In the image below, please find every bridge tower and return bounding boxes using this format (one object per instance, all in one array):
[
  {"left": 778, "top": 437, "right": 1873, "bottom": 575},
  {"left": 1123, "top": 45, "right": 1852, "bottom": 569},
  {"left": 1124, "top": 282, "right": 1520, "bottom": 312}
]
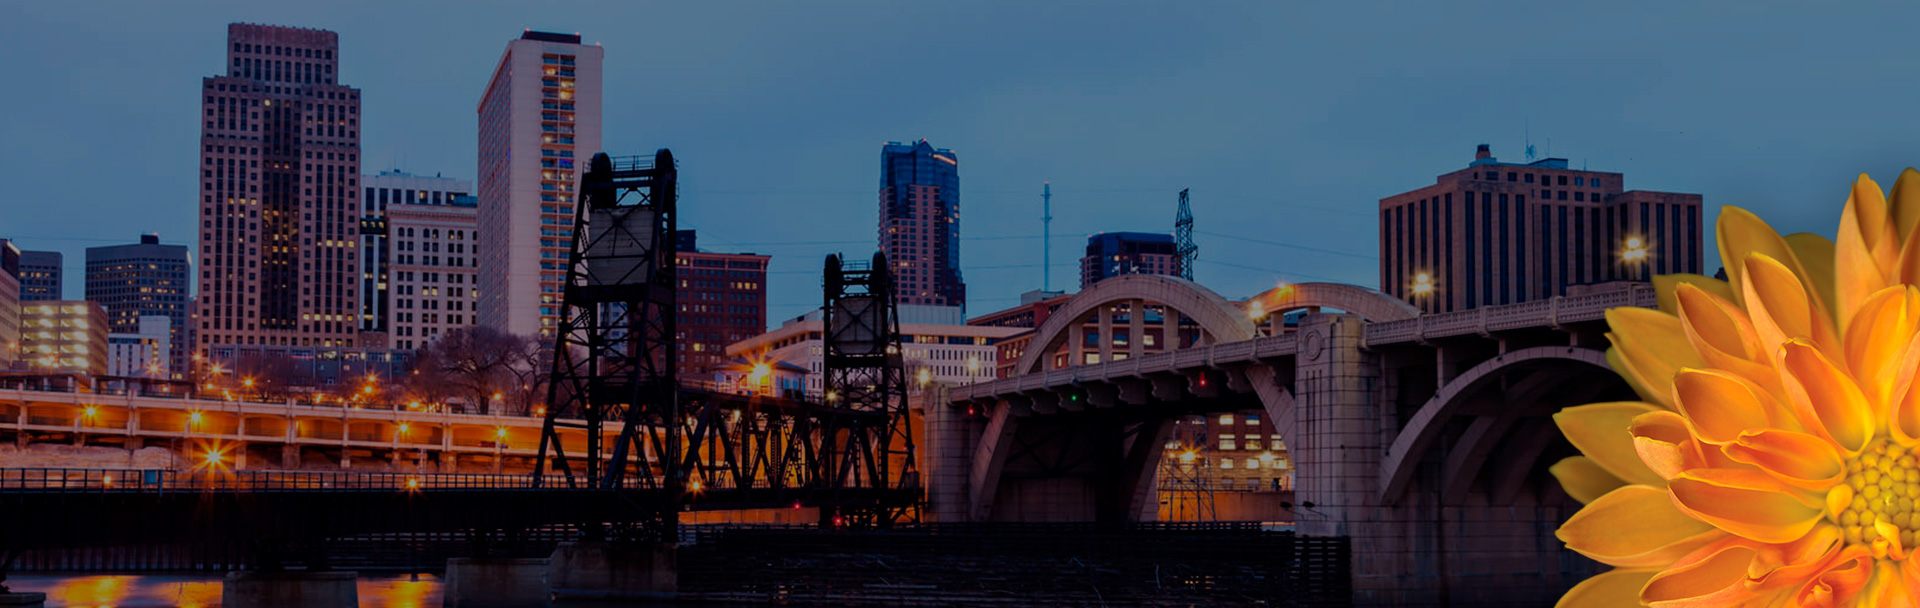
[
  {"left": 534, "top": 150, "right": 679, "bottom": 507},
  {"left": 819, "top": 252, "right": 919, "bottom": 525}
]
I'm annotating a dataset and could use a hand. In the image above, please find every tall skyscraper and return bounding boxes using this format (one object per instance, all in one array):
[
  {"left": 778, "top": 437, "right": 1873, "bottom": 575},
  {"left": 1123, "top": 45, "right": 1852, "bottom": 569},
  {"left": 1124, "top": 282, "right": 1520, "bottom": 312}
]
[
  {"left": 0, "top": 241, "right": 18, "bottom": 368},
  {"left": 386, "top": 193, "right": 480, "bottom": 351},
  {"left": 879, "top": 140, "right": 964, "bottom": 309},
  {"left": 1379, "top": 144, "right": 1703, "bottom": 313},
  {"left": 476, "top": 30, "right": 603, "bottom": 338},
  {"left": 673, "top": 230, "right": 769, "bottom": 380},
  {"left": 1079, "top": 232, "right": 1180, "bottom": 289},
  {"left": 360, "top": 170, "right": 473, "bottom": 338},
  {"left": 17, "top": 250, "right": 62, "bottom": 301},
  {"left": 196, "top": 23, "right": 363, "bottom": 355},
  {"left": 86, "top": 234, "right": 191, "bottom": 378}
]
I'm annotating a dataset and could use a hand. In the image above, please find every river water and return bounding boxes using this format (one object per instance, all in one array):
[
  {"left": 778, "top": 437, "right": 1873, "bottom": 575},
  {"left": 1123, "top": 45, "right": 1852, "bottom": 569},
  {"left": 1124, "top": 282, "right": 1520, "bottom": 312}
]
[{"left": 6, "top": 573, "right": 443, "bottom": 607}]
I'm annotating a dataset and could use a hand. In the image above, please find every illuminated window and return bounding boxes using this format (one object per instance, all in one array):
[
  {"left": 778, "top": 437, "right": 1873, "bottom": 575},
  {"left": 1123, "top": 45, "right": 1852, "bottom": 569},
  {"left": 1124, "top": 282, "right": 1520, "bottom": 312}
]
[{"left": 1218, "top": 434, "right": 1236, "bottom": 451}]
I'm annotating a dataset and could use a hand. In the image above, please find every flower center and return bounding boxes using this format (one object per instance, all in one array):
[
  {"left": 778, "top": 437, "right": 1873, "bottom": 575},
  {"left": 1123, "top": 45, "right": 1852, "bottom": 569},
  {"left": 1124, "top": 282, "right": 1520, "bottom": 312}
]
[{"left": 1841, "top": 439, "right": 1920, "bottom": 549}]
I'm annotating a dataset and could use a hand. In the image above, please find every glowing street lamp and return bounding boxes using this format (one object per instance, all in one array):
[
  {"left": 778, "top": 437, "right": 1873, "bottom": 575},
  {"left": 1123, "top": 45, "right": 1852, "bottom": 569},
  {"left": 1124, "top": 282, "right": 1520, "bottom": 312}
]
[
  {"left": 1410, "top": 272, "right": 1437, "bottom": 298},
  {"left": 916, "top": 367, "right": 933, "bottom": 388},
  {"left": 1621, "top": 235, "right": 1652, "bottom": 264}
]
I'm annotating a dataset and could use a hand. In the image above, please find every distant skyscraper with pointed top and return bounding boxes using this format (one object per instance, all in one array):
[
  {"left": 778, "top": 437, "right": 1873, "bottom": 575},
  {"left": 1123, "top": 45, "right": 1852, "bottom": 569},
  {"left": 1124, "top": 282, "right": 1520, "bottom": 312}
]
[{"left": 879, "top": 140, "right": 964, "bottom": 309}]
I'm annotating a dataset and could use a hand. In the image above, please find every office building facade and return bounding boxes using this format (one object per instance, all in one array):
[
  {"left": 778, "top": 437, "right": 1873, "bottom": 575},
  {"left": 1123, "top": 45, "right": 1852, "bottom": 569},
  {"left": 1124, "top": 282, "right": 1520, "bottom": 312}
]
[
  {"left": 476, "top": 30, "right": 603, "bottom": 338},
  {"left": 0, "top": 242, "right": 17, "bottom": 369},
  {"left": 879, "top": 140, "right": 964, "bottom": 309},
  {"left": 17, "top": 250, "right": 62, "bottom": 301},
  {"left": 196, "top": 23, "right": 363, "bottom": 354},
  {"left": 1379, "top": 144, "right": 1703, "bottom": 313},
  {"left": 1080, "top": 232, "right": 1180, "bottom": 289},
  {"left": 86, "top": 234, "right": 192, "bottom": 378},
  {"left": 360, "top": 170, "right": 472, "bottom": 338},
  {"left": 675, "top": 231, "right": 770, "bottom": 380},
  {"left": 386, "top": 193, "right": 480, "bottom": 352},
  {"left": 108, "top": 315, "right": 173, "bottom": 378},
  {"left": 20, "top": 300, "right": 108, "bottom": 376}
]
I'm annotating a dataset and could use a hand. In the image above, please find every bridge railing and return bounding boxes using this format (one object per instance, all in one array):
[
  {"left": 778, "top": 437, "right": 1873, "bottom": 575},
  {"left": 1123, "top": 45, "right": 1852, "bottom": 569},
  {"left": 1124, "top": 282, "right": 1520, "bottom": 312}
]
[{"left": 0, "top": 467, "right": 832, "bottom": 493}]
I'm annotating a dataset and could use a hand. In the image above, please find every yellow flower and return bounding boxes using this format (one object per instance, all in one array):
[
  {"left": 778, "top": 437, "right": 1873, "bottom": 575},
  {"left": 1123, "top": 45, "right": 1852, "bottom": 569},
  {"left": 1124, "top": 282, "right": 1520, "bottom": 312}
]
[{"left": 1556, "top": 171, "right": 1920, "bottom": 607}]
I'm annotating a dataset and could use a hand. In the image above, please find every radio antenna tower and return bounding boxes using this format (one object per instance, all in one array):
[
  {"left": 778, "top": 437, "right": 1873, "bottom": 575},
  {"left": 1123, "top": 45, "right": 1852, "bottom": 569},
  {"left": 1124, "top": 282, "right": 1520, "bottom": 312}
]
[
  {"left": 1175, "top": 188, "right": 1196, "bottom": 281},
  {"left": 1042, "top": 181, "right": 1053, "bottom": 291}
]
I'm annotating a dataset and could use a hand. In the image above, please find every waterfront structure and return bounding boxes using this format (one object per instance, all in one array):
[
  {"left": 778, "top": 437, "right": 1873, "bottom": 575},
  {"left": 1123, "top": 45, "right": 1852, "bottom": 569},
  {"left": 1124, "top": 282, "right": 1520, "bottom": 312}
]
[
  {"left": 360, "top": 171, "right": 472, "bottom": 339},
  {"left": 107, "top": 315, "right": 172, "bottom": 378},
  {"left": 19, "top": 300, "right": 108, "bottom": 376},
  {"left": 726, "top": 312, "right": 1018, "bottom": 400},
  {"left": 476, "top": 30, "right": 603, "bottom": 338},
  {"left": 85, "top": 234, "right": 191, "bottom": 377},
  {"left": 0, "top": 242, "right": 18, "bottom": 369},
  {"left": 385, "top": 191, "right": 479, "bottom": 352},
  {"left": 1379, "top": 144, "right": 1702, "bottom": 313},
  {"left": 879, "top": 140, "right": 964, "bottom": 309},
  {"left": 17, "top": 250, "right": 61, "bottom": 301},
  {"left": 1080, "top": 232, "right": 1179, "bottom": 289},
  {"left": 204, "top": 343, "right": 414, "bottom": 394},
  {"left": 674, "top": 231, "right": 770, "bottom": 380},
  {"left": 195, "top": 23, "right": 363, "bottom": 355}
]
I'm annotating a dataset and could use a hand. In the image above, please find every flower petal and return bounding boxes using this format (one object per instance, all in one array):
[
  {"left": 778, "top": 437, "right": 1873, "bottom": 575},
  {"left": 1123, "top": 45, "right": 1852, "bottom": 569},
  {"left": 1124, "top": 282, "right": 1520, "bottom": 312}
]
[
  {"left": 1673, "top": 368, "right": 1787, "bottom": 444},
  {"left": 1668, "top": 468, "right": 1823, "bottom": 544},
  {"left": 1893, "top": 167, "right": 1920, "bottom": 241},
  {"left": 1749, "top": 524, "right": 1845, "bottom": 591},
  {"left": 1556, "top": 402, "right": 1666, "bottom": 487},
  {"left": 1640, "top": 542, "right": 1761, "bottom": 607},
  {"left": 1557, "top": 569, "right": 1657, "bottom": 608},
  {"left": 1551, "top": 456, "right": 1625, "bottom": 505},
  {"left": 1861, "top": 560, "right": 1918, "bottom": 608},
  {"left": 1721, "top": 429, "right": 1845, "bottom": 491},
  {"left": 1675, "top": 284, "right": 1781, "bottom": 397},
  {"left": 1743, "top": 253, "right": 1842, "bottom": 367},
  {"left": 1841, "top": 285, "right": 1920, "bottom": 411},
  {"left": 1890, "top": 332, "right": 1920, "bottom": 446},
  {"left": 1557, "top": 484, "right": 1724, "bottom": 568},
  {"left": 1790, "top": 545, "right": 1873, "bottom": 608},
  {"left": 1780, "top": 340, "right": 1875, "bottom": 455},
  {"left": 1656, "top": 273, "right": 1737, "bottom": 316},
  {"left": 1631, "top": 411, "right": 1711, "bottom": 480},
  {"left": 1719, "top": 206, "right": 1811, "bottom": 310},
  {"left": 1786, "top": 232, "right": 1839, "bottom": 317},
  {"left": 1610, "top": 347, "right": 1672, "bottom": 409},
  {"left": 1607, "top": 308, "right": 1704, "bottom": 408}
]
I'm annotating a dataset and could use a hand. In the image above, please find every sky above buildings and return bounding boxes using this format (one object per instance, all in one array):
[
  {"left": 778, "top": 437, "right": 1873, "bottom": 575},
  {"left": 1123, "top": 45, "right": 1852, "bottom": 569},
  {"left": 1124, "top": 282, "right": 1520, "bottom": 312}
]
[{"left": 7, "top": 2, "right": 1920, "bottom": 324}]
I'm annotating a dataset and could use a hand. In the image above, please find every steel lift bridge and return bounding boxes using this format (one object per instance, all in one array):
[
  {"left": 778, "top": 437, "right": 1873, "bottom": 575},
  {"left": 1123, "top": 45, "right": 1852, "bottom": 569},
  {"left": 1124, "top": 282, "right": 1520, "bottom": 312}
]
[{"left": 532, "top": 148, "right": 920, "bottom": 540}]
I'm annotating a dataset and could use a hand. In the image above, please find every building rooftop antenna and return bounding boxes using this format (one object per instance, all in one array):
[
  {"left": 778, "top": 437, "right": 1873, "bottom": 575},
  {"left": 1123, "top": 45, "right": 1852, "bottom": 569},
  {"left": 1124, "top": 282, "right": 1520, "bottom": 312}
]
[
  {"left": 1175, "top": 188, "right": 1196, "bottom": 281},
  {"left": 1525, "top": 121, "right": 1536, "bottom": 162},
  {"left": 1042, "top": 181, "right": 1053, "bottom": 292}
]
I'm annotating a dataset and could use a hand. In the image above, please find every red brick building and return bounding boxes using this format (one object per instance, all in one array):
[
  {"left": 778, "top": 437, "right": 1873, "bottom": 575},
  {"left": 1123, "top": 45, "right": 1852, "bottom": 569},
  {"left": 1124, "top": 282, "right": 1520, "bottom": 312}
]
[{"left": 675, "top": 231, "right": 769, "bottom": 380}]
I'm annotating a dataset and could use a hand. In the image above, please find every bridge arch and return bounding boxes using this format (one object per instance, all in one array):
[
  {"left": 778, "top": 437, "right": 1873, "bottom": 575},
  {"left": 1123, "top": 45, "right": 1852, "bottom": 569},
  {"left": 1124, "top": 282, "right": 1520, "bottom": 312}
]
[
  {"left": 1244, "top": 282, "right": 1419, "bottom": 326},
  {"left": 1376, "top": 346, "right": 1617, "bottom": 503},
  {"left": 1013, "top": 274, "right": 1254, "bottom": 376}
]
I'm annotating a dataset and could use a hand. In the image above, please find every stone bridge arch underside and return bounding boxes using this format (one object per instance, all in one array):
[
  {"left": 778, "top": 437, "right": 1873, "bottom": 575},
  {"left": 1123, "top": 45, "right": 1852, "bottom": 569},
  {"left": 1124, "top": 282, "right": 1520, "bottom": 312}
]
[{"left": 957, "top": 276, "right": 1423, "bottom": 522}]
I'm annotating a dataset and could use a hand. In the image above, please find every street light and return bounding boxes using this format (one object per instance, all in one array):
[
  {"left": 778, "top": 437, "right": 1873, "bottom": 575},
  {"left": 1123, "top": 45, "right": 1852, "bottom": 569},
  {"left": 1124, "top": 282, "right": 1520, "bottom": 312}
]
[
  {"left": 1410, "top": 272, "right": 1436, "bottom": 298},
  {"left": 916, "top": 367, "right": 932, "bottom": 388},
  {"left": 1621, "top": 235, "right": 1653, "bottom": 280}
]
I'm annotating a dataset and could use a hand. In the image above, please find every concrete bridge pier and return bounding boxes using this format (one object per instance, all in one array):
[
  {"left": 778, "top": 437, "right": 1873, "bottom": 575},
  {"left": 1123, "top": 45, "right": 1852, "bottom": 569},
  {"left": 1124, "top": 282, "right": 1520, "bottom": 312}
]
[
  {"left": 220, "top": 571, "right": 358, "bottom": 608},
  {"left": 443, "top": 557, "right": 549, "bottom": 607},
  {"left": 545, "top": 541, "right": 677, "bottom": 602}
]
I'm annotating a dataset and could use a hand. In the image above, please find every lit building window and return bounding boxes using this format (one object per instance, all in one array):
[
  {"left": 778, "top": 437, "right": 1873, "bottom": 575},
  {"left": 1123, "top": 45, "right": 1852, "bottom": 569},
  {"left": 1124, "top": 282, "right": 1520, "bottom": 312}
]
[{"left": 1218, "top": 434, "right": 1236, "bottom": 451}]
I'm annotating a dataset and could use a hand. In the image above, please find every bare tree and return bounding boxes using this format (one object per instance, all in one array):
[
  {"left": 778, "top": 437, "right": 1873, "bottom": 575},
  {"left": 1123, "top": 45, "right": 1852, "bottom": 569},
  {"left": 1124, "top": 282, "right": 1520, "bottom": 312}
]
[{"left": 408, "top": 327, "right": 549, "bottom": 415}]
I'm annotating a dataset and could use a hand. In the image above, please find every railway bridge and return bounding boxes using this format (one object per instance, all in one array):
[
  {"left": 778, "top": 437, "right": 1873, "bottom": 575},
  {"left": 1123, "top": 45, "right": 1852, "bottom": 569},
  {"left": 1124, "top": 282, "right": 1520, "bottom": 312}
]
[{"left": 931, "top": 273, "right": 1650, "bottom": 605}]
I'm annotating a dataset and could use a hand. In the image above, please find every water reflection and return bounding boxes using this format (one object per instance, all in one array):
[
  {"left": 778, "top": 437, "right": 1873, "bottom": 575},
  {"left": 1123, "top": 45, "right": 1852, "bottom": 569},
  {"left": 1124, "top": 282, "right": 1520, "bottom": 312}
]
[{"left": 9, "top": 573, "right": 442, "bottom": 607}]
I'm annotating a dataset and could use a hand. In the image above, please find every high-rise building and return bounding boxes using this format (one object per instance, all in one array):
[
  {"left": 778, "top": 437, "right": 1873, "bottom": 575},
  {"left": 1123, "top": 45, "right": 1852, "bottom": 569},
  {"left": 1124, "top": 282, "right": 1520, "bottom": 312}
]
[
  {"left": 196, "top": 23, "right": 363, "bottom": 355},
  {"left": 0, "top": 241, "right": 18, "bottom": 368},
  {"left": 107, "top": 315, "right": 172, "bottom": 379},
  {"left": 879, "top": 140, "right": 964, "bottom": 309},
  {"left": 674, "top": 231, "right": 769, "bottom": 380},
  {"left": 386, "top": 193, "right": 480, "bottom": 352},
  {"left": 17, "top": 250, "right": 62, "bottom": 301},
  {"left": 1079, "top": 232, "right": 1180, "bottom": 289},
  {"left": 20, "top": 300, "right": 108, "bottom": 376},
  {"left": 1379, "top": 144, "right": 1703, "bottom": 313},
  {"left": 360, "top": 170, "right": 473, "bottom": 338},
  {"left": 476, "top": 30, "right": 603, "bottom": 339},
  {"left": 86, "top": 234, "right": 191, "bottom": 378}
]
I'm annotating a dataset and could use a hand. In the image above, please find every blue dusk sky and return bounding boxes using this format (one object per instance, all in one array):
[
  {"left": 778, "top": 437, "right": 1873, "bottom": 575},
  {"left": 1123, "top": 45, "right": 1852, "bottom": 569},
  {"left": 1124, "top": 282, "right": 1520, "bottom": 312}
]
[{"left": 6, "top": 1, "right": 1920, "bottom": 324}]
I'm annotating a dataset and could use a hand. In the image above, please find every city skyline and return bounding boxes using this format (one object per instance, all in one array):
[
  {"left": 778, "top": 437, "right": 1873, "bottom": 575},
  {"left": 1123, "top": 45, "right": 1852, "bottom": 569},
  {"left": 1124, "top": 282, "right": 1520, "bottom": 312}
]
[{"left": 12, "top": 4, "right": 1920, "bottom": 326}]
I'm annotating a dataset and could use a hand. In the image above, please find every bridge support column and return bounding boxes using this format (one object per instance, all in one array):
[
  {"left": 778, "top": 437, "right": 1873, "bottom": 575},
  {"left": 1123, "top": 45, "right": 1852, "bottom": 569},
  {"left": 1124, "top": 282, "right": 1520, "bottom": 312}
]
[
  {"left": 545, "top": 541, "right": 676, "bottom": 601},
  {"left": 1292, "top": 315, "right": 1407, "bottom": 604},
  {"left": 924, "top": 386, "right": 977, "bottom": 523},
  {"left": 444, "top": 557, "right": 548, "bottom": 608},
  {"left": 221, "top": 571, "right": 358, "bottom": 608}
]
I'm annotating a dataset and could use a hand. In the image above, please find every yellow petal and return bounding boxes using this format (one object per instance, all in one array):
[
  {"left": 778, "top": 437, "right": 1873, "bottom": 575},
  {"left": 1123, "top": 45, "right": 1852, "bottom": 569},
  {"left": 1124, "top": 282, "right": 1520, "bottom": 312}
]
[
  {"left": 1656, "top": 273, "right": 1736, "bottom": 316},
  {"left": 1675, "top": 283, "right": 1765, "bottom": 361},
  {"left": 1750, "top": 524, "right": 1846, "bottom": 591},
  {"left": 1631, "top": 411, "right": 1705, "bottom": 480},
  {"left": 1780, "top": 340, "right": 1875, "bottom": 455},
  {"left": 1842, "top": 285, "right": 1920, "bottom": 411},
  {"left": 1551, "top": 456, "right": 1625, "bottom": 505},
  {"left": 1556, "top": 402, "right": 1666, "bottom": 487},
  {"left": 1743, "top": 253, "right": 1841, "bottom": 367},
  {"left": 1890, "top": 332, "right": 1920, "bottom": 446},
  {"left": 1893, "top": 167, "right": 1920, "bottom": 241},
  {"left": 1641, "top": 542, "right": 1761, "bottom": 607},
  {"left": 1719, "top": 206, "right": 1814, "bottom": 310},
  {"left": 1837, "top": 174, "right": 1899, "bottom": 334},
  {"left": 1558, "top": 568, "right": 1657, "bottom": 608},
  {"left": 1786, "top": 232, "right": 1839, "bottom": 317},
  {"left": 1826, "top": 486, "right": 1854, "bottom": 521},
  {"left": 1721, "top": 429, "right": 1846, "bottom": 491},
  {"left": 1610, "top": 346, "right": 1672, "bottom": 409},
  {"left": 1862, "top": 560, "right": 1918, "bottom": 608},
  {"left": 1789, "top": 545, "right": 1873, "bottom": 608},
  {"left": 1669, "top": 468, "right": 1823, "bottom": 544},
  {"left": 1607, "top": 308, "right": 1703, "bottom": 408},
  {"left": 1558, "top": 484, "right": 1723, "bottom": 568},
  {"left": 1673, "top": 368, "right": 1784, "bottom": 444}
]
